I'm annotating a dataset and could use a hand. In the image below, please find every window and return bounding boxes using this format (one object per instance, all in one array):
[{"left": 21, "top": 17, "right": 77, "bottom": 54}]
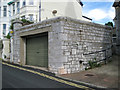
[
  {"left": 17, "top": 2, "right": 20, "bottom": 14},
  {"left": 29, "top": 0, "right": 34, "bottom": 5},
  {"left": 3, "top": 6, "right": 7, "bottom": 17},
  {"left": 3, "top": 24, "right": 6, "bottom": 35},
  {"left": 23, "top": 0, "right": 26, "bottom": 7},
  {"left": 29, "top": 14, "right": 33, "bottom": 21},
  {"left": 13, "top": 4, "right": 15, "bottom": 15}
]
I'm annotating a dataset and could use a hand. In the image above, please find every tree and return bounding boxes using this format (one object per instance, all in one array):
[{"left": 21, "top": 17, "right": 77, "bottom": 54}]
[
  {"left": 21, "top": 19, "right": 34, "bottom": 25},
  {"left": 105, "top": 22, "right": 113, "bottom": 27},
  {"left": 6, "top": 33, "right": 11, "bottom": 39}
]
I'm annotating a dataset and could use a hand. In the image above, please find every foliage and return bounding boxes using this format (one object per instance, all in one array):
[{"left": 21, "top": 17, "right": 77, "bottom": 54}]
[
  {"left": 9, "top": 19, "right": 34, "bottom": 30},
  {"left": 4, "top": 33, "right": 11, "bottom": 39},
  {"left": 9, "top": 19, "right": 16, "bottom": 30},
  {"left": 10, "top": 23, "right": 14, "bottom": 30},
  {"left": 6, "top": 33, "right": 11, "bottom": 39},
  {"left": 21, "top": 19, "right": 34, "bottom": 25},
  {"left": 88, "top": 61, "right": 101, "bottom": 69},
  {"left": 105, "top": 22, "right": 113, "bottom": 27},
  {"left": 85, "top": 68, "right": 89, "bottom": 70}
]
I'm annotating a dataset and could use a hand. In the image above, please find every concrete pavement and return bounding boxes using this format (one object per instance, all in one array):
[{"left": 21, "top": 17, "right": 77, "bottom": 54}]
[{"left": 59, "top": 55, "right": 120, "bottom": 89}]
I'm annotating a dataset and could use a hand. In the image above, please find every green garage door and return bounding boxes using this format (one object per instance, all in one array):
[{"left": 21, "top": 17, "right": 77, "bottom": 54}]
[{"left": 26, "top": 33, "right": 48, "bottom": 68}]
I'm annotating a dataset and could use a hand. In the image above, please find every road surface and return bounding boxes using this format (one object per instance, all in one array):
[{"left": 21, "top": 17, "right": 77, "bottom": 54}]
[{"left": 2, "top": 62, "right": 99, "bottom": 89}]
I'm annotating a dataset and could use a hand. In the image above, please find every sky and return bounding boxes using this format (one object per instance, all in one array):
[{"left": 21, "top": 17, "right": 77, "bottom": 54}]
[{"left": 82, "top": 0, "right": 115, "bottom": 25}]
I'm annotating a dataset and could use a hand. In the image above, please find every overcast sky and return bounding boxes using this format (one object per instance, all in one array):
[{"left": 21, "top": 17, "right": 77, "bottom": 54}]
[{"left": 82, "top": 0, "right": 115, "bottom": 25}]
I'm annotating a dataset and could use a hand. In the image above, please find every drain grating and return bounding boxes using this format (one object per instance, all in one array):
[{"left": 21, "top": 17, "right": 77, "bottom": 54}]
[{"left": 85, "top": 74, "right": 94, "bottom": 76}]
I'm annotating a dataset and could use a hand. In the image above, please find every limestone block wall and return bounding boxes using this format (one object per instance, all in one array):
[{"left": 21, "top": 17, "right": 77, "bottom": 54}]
[
  {"left": 12, "top": 17, "right": 113, "bottom": 75},
  {"left": 60, "top": 20, "right": 112, "bottom": 74},
  {"left": 116, "top": 7, "right": 120, "bottom": 55}
]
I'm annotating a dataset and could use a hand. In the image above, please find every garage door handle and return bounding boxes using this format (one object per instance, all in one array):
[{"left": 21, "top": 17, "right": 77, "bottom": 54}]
[{"left": 36, "top": 52, "right": 40, "bottom": 53}]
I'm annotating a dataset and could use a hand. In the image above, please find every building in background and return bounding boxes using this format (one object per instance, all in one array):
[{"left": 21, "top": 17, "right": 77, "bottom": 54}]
[
  {"left": 8, "top": 0, "right": 40, "bottom": 23},
  {"left": 0, "top": 0, "right": 91, "bottom": 39},
  {"left": 0, "top": 0, "right": 10, "bottom": 39},
  {"left": 113, "top": 0, "right": 120, "bottom": 55},
  {"left": 40, "top": 0, "right": 83, "bottom": 21},
  {"left": 8, "top": 0, "right": 85, "bottom": 22}
]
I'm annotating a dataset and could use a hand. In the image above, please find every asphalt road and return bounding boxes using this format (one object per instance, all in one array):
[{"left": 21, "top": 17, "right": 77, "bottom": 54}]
[{"left": 2, "top": 62, "right": 99, "bottom": 89}]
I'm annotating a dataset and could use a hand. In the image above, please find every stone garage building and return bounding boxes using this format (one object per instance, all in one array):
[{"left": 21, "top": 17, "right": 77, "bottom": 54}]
[{"left": 11, "top": 17, "right": 113, "bottom": 74}]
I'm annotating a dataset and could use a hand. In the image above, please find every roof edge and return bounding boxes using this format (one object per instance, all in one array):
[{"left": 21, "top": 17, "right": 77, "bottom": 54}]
[{"left": 82, "top": 16, "right": 92, "bottom": 21}]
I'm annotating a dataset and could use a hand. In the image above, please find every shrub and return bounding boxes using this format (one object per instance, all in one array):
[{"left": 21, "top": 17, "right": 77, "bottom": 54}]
[{"left": 88, "top": 61, "right": 101, "bottom": 69}]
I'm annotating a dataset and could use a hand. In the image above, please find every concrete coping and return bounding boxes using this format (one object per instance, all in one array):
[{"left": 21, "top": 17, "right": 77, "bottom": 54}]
[{"left": 15, "top": 16, "right": 113, "bottom": 31}]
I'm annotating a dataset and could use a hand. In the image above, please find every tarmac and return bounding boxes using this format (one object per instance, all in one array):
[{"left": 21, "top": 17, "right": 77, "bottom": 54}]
[{"left": 59, "top": 55, "right": 120, "bottom": 89}]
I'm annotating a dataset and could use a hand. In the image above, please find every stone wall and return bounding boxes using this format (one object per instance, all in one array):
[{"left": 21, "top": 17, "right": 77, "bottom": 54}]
[
  {"left": 11, "top": 21, "right": 23, "bottom": 63},
  {"left": 12, "top": 17, "right": 113, "bottom": 74},
  {"left": 116, "top": 7, "right": 120, "bottom": 55},
  {"left": 60, "top": 19, "right": 112, "bottom": 74},
  {"left": 113, "top": 2, "right": 120, "bottom": 55}
]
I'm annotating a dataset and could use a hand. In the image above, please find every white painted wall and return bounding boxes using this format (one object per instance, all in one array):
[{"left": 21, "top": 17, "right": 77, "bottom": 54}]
[
  {"left": 41, "top": 0, "right": 82, "bottom": 21},
  {"left": 9, "top": 0, "right": 82, "bottom": 22},
  {"left": 2, "top": 39, "right": 10, "bottom": 60},
  {"left": 0, "top": 0, "right": 10, "bottom": 39}
]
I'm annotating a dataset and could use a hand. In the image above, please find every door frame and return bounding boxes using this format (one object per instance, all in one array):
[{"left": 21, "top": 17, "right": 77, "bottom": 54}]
[{"left": 19, "top": 26, "right": 51, "bottom": 66}]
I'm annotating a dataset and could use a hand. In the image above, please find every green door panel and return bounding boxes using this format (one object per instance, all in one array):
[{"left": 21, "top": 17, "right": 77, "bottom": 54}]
[{"left": 26, "top": 33, "right": 48, "bottom": 68}]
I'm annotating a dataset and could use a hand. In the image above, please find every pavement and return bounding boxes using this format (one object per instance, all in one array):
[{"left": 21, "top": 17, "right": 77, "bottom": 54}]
[
  {"left": 2, "top": 62, "right": 100, "bottom": 89},
  {"left": 59, "top": 55, "right": 120, "bottom": 89}
]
